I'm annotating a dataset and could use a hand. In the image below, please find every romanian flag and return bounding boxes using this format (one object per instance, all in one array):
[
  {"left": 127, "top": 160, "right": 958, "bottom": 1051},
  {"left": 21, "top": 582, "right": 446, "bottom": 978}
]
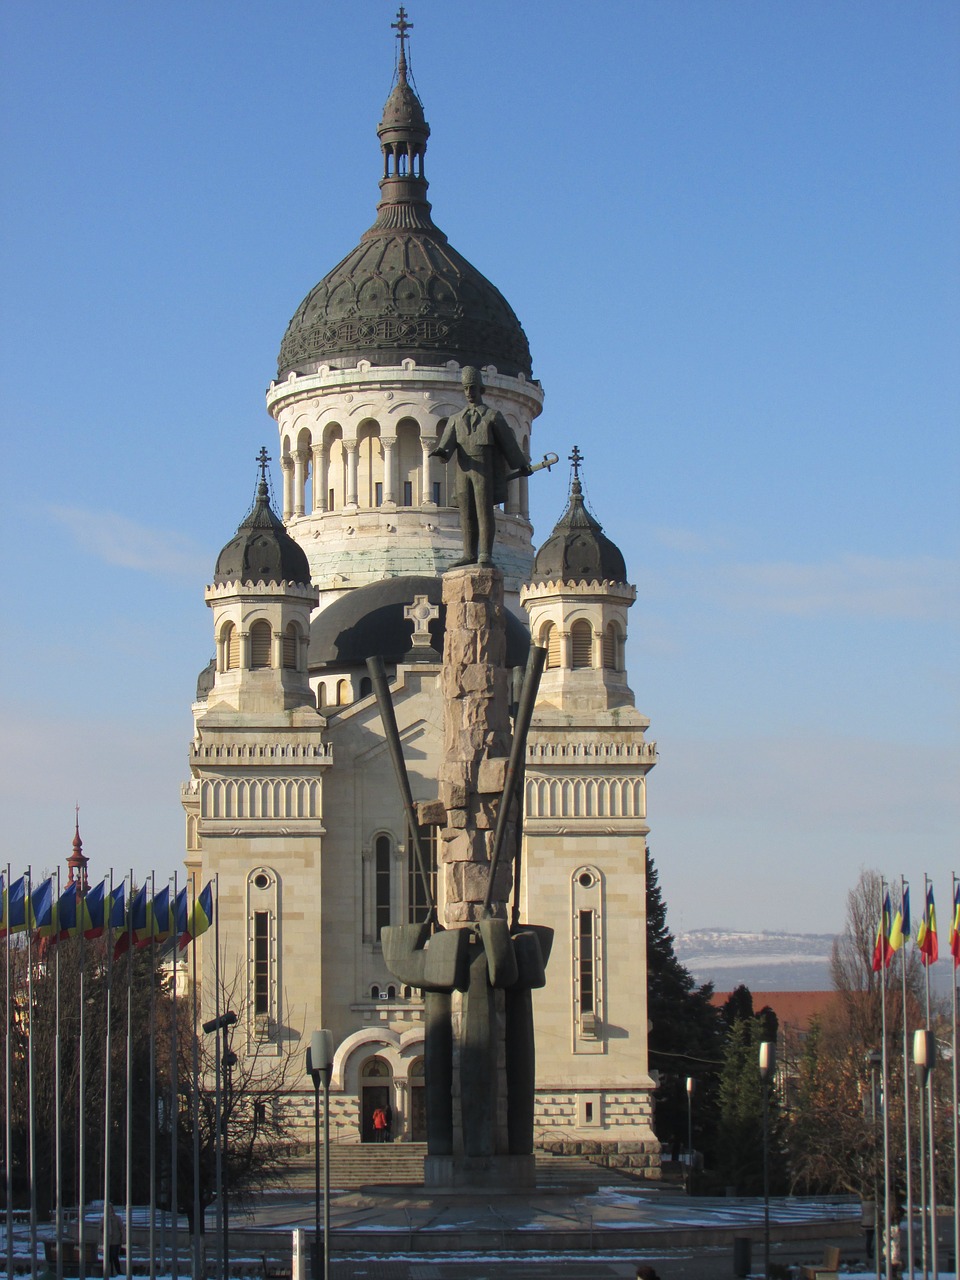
[
  {"left": 917, "top": 885, "right": 939, "bottom": 966},
  {"left": 949, "top": 883, "right": 960, "bottom": 969},
  {"left": 889, "top": 885, "right": 910, "bottom": 954},
  {"left": 1, "top": 876, "right": 34, "bottom": 937},
  {"left": 179, "top": 881, "right": 214, "bottom": 950},
  {"left": 872, "top": 892, "right": 893, "bottom": 972},
  {"left": 174, "top": 886, "right": 188, "bottom": 940},
  {"left": 81, "top": 880, "right": 124, "bottom": 942},
  {"left": 115, "top": 883, "right": 147, "bottom": 960},
  {"left": 137, "top": 886, "right": 172, "bottom": 948},
  {"left": 32, "top": 879, "right": 58, "bottom": 940}
]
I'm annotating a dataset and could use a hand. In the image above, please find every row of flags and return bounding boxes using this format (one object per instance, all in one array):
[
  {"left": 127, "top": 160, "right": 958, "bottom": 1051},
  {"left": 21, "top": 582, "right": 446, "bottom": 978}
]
[
  {"left": 0, "top": 874, "right": 214, "bottom": 957},
  {"left": 872, "top": 881, "right": 960, "bottom": 972}
]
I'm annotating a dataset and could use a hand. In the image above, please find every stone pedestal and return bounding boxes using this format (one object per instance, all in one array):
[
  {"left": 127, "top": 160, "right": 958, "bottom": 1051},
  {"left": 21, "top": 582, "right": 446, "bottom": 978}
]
[{"left": 437, "top": 566, "right": 514, "bottom": 924}]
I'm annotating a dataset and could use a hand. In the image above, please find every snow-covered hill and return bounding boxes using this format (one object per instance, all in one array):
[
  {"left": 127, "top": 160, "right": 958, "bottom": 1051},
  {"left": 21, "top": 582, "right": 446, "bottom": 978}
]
[{"left": 675, "top": 928, "right": 836, "bottom": 992}]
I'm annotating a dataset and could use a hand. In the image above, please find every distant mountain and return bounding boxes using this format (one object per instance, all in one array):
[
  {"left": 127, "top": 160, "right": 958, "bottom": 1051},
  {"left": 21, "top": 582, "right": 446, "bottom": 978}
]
[{"left": 675, "top": 928, "right": 836, "bottom": 993}]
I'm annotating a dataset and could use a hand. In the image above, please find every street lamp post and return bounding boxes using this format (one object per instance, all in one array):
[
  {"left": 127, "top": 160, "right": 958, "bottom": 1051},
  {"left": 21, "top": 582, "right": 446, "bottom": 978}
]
[
  {"left": 202, "top": 1009, "right": 237, "bottom": 1280},
  {"left": 866, "top": 1048, "right": 882, "bottom": 1280},
  {"left": 759, "top": 1041, "right": 775, "bottom": 1280},
  {"left": 306, "top": 1030, "right": 335, "bottom": 1280},
  {"left": 685, "top": 1077, "right": 695, "bottom": 1193},
  {"left": 914, "top": 1029, "right": 936, "bottom": 1280}
]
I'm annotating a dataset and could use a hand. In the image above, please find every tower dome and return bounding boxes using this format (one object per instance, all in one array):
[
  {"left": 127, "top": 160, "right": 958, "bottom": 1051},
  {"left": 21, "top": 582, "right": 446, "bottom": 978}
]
[
  {"left": 532, "top": 447, "right": 627, "bottom": 585},
  {"left": 214, "top": 451, "right": 312, "bottom": 586},
  {"left": 277, "top": 16, "right": 532, "bottom": 380}
]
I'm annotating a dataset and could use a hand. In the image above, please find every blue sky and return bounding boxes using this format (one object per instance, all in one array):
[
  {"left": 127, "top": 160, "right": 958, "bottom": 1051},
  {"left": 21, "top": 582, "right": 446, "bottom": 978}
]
[{"left": 1, "top": 1, "right": 957, "bottom": 935}]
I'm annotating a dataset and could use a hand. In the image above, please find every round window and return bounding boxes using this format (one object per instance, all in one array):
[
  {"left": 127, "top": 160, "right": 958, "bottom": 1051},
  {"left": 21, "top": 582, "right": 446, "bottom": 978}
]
[
  {"left": 254, "top": 872, "right": 270, "bottom": 890},
  {"left": 578, "top": 872, "right": 594, "bottom": 888}
]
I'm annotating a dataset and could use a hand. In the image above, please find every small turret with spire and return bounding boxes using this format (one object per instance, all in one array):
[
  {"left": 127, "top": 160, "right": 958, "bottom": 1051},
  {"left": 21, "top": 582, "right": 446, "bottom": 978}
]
[{"left": 67, "top": 805, "right": 89, "bottom": 892}]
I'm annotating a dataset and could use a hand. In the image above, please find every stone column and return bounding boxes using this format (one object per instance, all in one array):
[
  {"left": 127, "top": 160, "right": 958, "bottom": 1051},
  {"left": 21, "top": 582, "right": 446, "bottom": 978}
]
[
  {"left": 344, "top": 442, "right": 359, "bottom": 508},
  {"left": 294, "top": 449, "right": 308, "bottom": 517},
  {"left": 381, "top": 437, "right": 397, "bottom": 505},
  {"left": 420, "top": 435, "right": 436, "bottom": 506},
  {"left": 312, "top": 443, "right": 327, "bottom": 512},
  {"left": 438, "top": 567, "right": 512, "bottom": 925},
  {"left": 281, "top": 454, "right": 295, "bottom": 521}
]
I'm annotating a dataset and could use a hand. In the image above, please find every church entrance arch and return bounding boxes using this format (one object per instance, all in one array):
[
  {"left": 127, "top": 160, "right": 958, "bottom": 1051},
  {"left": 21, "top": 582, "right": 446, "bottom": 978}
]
[
  {"left": 408, "top": 1056, "right": 426, "bottom": 1142},
  {"left": 359, "top": 1055, "right": 392, "bottom": 1143}
]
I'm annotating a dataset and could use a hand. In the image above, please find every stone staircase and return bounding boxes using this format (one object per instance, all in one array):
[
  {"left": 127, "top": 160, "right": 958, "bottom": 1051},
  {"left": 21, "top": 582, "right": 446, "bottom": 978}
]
[{"left": 281, "top": 1142, "right": 638, "bottom": 1191}]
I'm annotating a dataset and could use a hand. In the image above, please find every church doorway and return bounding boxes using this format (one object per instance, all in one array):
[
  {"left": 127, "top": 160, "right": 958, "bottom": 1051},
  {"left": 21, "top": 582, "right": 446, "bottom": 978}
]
[
  {"left": 359, "top": 1055, "right": 392, "bottom": 1143},
  {"left": 409, "top": 1056, "right": 426, "bottom": 1141}
]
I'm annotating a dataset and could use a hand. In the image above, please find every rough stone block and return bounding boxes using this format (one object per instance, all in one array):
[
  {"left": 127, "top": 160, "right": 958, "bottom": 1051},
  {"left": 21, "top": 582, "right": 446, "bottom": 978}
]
[
  {"left": 477, "top": 755, "right": 508, "bottom": 793},
  {"left": 476, "top": 628, "right": 506, "bottom": 666},
  {"left": 461, "top": 663, "right": 495, "bottom": 695},
  {"left": 461, "top": 601, "right": 488, "bottom": 629},
  {"left": 444, "top": 628, "right": 477, "bottom": 669},
  {"left": 446, "top": 808, "right": 468, "bottom": 829},
  {"left": 416, "top": 799, "right": 447, "bottom": 827},
  {"left": 439, "top": 780, "right": 468, "bottom": 810},
  {"left": 441, "top": 829, "right": 485, "bottom": 863},
  {"left": 439, "top": 760, "right": 471, "bottom": 787}
]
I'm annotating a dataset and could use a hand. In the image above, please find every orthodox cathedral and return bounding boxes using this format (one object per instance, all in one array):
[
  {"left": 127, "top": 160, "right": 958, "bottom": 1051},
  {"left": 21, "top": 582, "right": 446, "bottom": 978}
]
[{"left": 182, "top": 14, "right": 659, "bottom": 1171}]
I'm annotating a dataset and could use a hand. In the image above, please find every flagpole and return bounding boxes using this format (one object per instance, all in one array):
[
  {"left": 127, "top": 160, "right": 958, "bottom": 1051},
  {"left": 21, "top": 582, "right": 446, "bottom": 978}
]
[
  {"left": 78, "top": 895, "right": 87, "bottom": 1280},
  {"left": 900, "top": 877, "right": 915, "bottom": 1280},
  {"left": 171, "top": 871, "right": 179, "bottom": 1280},
  {"left": 5, "top": 863, "right": 13, "bottom": 1280},
  {"left": 952, "top": 873, "right": 959, "bottom": 1280},
  {"left": 101, "top": 873, "right": 115, "bottom": 1280},
  {"left": 878, "top": 879, "right": 892, "bottom": 1280},
  {"left": 924, "top": 874, "right": 939, "bottom": 1280},
  {"left": 190, "top": 877, "right": 202, "bottom": 1279},
  {"left": 149, "top": 872, "right": 158, "bottom": 1280},
  {"left": 125, "top": 871, "right": 134, "bottom": 1280},
  {"left": 27, "top": 868, "right": 38, "bottom": 1280},
  {"left": 55, "top": 869, "right": 64, "bottom": 1280},
  {"left": 213, "top": 873, "right": 223, "bottom": 1280}
]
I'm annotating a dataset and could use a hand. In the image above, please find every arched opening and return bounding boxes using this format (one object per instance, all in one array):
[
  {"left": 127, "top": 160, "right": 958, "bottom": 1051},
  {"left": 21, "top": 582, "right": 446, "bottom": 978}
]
[
  {"left": 571, "top": 620, "right": 593, "bottom": 669},
  {"left": 359, "top": 1056, "right": 393, "bottom": 1143},
  {"left": 283, "top": 622, "right": 299, "bottom": 670},
  {"left": 222, "top": 622, "right": 239, "bottom": 671},
  {"left": 603, "top": 623, "right": 618, "bottom": 670},
  {"left": 317, "top": 683, "right": 327, "bottom": 709},
  {"left": 357, "top": 421, "right": 383, "bottom": 509},
  {"left": 397, "top": 419, "right": 421, "bottom": 507},
  {"left": 359, "top": 675, "right": 373, "bottom": 699},
  {"left": 336, "top": 678, "right": 349, "bottom": 706},
  {"left": 250, "top": 620, "right": 272, "bottom": 669},
  {"left": 542, "top": 622, "right": 560, "bottom": 670},
  {"left": 409, "top": 1056, "right": 426, "bottom": 1141},
  {"left": 375, "top": 834, "right": 391, "bottom": 941}
]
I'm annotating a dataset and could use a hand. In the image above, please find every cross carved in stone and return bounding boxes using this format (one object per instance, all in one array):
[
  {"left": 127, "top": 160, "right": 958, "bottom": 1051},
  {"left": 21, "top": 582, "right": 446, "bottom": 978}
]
[{"left": 404, "top": 594, "right": 439, "bottom": 648}]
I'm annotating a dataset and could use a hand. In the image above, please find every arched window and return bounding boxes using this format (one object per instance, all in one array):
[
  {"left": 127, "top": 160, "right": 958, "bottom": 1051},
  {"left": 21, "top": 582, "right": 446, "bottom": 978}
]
[
  {"left": 223, "top": 622, "right": 239, "bottom": 671},
  {"left": 571, "top": 620, "right": 593, "bottom": 669},
  {"left": 336, "top": 678, "right": 349, "bottom": 706},
  {"left": 359, "top": 675, "right": 373, "bottom": 699},
  {"left": 317, "top": 683, "right": 327, "bottom": 709},
  {"left": 408, "top": 825, "right": 437, "bottom": 924},
  {"left": 250, "top": 620, "right": 272, "bottom": 669},
  {"left": 542, "top": 623, "right": 561, "bottom": 670},
  {"left": 572, "top": 866, "right": 604, "bottom": 1045},
  {"left": 602, "top": 623, "right": 618, "bottom": 670},
  {"left": 283, "top": 623, "right": 298, "bottom": 670},
  {"left": 375, "top": 834, "right": 391, "bottom": 941}
]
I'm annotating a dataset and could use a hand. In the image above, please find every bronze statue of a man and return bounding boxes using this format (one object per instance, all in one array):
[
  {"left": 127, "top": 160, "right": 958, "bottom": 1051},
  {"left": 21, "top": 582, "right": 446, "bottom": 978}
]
[{"left": 431, "top": 367, "right": 533, "bottom": 567}]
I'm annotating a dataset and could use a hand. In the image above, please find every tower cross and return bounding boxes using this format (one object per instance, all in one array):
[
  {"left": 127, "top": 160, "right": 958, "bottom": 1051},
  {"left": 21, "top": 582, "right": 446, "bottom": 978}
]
[
  {"left": 392, "top": 6, "right": 413, "bottom": 59},
  {"left": 568, "top": 444, "right": 583, "bottom": 481},
  {"left": 256, "top": 446, "right": 271, "bottom": 484}
]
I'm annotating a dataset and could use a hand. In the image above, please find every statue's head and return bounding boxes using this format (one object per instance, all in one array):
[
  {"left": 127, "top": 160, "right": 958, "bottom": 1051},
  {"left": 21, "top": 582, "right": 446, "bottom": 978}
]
[{"left": 461, "top": 366, "right": 484, "bottom": 392}]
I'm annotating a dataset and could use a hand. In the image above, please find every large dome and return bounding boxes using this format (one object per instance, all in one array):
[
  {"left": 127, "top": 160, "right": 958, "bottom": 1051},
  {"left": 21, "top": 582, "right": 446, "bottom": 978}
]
[
  {"left": 277, "top": 47, "right": 532, "bottom": 380},
  {"left": 308, "top": 575, "right": 530, "bottom": 671}
]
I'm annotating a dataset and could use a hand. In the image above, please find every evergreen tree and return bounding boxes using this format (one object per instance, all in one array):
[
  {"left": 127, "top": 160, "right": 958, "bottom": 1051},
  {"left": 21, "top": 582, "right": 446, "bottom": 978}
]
[
  {"left": 645, "top": 848, "right": 723, "bottom": 1161},
  {"left": 714, "top": 1014, "right": 786, "bottom": 1195}
]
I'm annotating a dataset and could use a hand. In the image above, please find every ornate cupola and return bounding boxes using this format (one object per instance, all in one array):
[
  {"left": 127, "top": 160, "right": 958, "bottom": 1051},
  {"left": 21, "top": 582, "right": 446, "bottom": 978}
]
[
  {"left": 201, "top": 449, "right": 319, "bottom": 715},
  {"left": 521, "top": 448, "right": 638, "bottom": 712},
  {"left": 267, "top": 9, "right": 543, "bottom": 602},
  {"left": 67, "top": 808, "right": 89, "bottom": 892}
]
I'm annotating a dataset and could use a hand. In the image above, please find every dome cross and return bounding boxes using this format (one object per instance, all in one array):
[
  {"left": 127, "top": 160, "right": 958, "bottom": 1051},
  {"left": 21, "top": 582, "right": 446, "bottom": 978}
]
[
  {"left": 256, "top": 446, "right": 272, "bottom": 485},
  {"left": 392, "top": 6, "right": 413, "bottom": 63}
]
